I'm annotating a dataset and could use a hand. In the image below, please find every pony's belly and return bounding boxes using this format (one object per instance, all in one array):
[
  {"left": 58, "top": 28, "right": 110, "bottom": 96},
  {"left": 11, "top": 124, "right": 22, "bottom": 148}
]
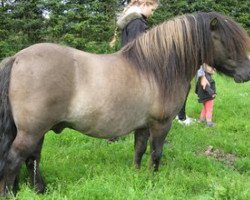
[
  {"left": 77, "top": 129, "right": 129, "bottom": 139},
  {"left": 67, "top": 94, "right": 150, "bottom": 138},
  {"left": 72, "top": 125, "right": 135, "bottom": 139},
  {"left": 68, "top": 111, "right": 147, "bottom": 139}
]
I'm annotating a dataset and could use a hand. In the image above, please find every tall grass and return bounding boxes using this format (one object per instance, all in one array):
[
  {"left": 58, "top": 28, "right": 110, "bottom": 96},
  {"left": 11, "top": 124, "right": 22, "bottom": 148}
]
[{"left": 15, "top": 74, "right": 250, "bottom": 200}]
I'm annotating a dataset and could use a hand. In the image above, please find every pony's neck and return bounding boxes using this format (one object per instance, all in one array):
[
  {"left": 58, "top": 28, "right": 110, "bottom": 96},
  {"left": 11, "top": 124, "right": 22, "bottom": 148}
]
[{"left": 120, "top": 13, "right": 214, "bottom": 103}]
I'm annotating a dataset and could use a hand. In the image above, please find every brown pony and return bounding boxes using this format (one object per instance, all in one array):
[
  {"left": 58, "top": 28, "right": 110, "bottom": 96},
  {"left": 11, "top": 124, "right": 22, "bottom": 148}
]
[{"left": 0, "top": 12, "right": 249, "bottom": 195}]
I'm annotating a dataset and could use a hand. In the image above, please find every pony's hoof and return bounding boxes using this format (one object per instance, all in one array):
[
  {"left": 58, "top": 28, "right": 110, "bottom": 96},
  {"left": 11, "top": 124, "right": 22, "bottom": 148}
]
[
  {"left": 35, "top": 183, "right": 46, "bottom": 194},
  {"left": 134, "top": 163, "right": 141, "bottom": 170},
  {"left": 0, "top": 181, "right": 7, "bottom": 197}
]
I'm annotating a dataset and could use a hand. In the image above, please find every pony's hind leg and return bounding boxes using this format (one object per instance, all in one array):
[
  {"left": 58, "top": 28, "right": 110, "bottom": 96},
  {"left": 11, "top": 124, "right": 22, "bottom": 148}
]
[
  {"left": 25, "top": 136, "right": 45, "bottom": 193},
  {"left": 134, "top": 128, "right": 150, "bottom": 169},
  {"left": 149, "top": 121, "right": 172, "bottom": 171},
  {"left": 0, "top": 130, "right": 43, "bottom": 195},
  {"left": 6, "top": 137, "right": 45, "bottom": 194}
]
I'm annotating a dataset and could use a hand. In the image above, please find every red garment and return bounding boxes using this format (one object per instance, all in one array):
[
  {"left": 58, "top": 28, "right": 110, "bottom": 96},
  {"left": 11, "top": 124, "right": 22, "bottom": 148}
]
[{"left": 200, "top": 100, "right": 214, "bottom": 121}]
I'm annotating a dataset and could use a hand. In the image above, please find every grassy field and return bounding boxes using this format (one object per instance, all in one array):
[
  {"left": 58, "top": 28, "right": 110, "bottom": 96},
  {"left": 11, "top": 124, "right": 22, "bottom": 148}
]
[{"left": 14, "top": 74, "right": 250, "bottom": 200}]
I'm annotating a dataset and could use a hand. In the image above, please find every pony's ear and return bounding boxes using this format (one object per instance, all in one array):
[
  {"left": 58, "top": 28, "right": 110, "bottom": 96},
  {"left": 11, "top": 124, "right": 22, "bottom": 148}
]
[{"left": 210, "top": 17, "right": 219, "bottom": 31}]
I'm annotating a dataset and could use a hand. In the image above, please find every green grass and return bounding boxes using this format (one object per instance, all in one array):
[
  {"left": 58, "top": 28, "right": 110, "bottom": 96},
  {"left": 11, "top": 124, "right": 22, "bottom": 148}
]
[{"left": 15, "top": 74, "right": 250, "bottom": 200}]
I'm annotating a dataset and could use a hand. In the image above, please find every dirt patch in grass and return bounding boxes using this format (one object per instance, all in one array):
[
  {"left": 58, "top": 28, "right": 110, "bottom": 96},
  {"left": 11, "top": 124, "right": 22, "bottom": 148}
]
[{"left": 203, "top": 145, "right": 237, "bottom": 166}]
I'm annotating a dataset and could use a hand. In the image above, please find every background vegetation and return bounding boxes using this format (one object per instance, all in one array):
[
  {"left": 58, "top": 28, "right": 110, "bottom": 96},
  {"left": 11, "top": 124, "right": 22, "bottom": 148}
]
[
  {"left": 0, "top": 0, "right": 249, "bottom": 199},
  {"left": 0, "top": 0, "right": 249, "bottom": 59}
]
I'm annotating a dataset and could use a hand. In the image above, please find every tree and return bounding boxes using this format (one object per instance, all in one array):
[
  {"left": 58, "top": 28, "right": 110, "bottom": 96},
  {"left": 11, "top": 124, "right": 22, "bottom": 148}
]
[
  {"left": 0, "top": 0, "right": 249, "bottom": 59},
  {"left": 45, "top": 0, "right": 118, "bottom": 52},
  {"left": 152, "top": 0, "right": 249, "bottom": 32},
  {"left": 0, "top": 0, "right": 46, "bottom": 58}
]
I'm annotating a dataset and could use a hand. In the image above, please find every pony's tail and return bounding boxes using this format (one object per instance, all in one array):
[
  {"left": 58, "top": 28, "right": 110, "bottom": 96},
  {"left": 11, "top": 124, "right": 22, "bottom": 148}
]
[{"left": 0, "top": 57, "right": 17, "bottom": 180}]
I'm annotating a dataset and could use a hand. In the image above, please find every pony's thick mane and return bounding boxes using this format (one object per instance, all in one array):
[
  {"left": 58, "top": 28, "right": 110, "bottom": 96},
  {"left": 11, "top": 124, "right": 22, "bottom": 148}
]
[{"left": 121, "top": 12, "right": 249, "bottom": 101}]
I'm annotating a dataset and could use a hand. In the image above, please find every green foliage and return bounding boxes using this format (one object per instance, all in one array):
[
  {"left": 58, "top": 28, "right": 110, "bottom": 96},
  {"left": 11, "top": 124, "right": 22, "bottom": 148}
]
[
  {"left": 44, "top": 0, "right": 118, "bottom": 51},
  {"left": 151, "top": 0, "right": 250, "bottom": 30},
  {"left": 0, "top": 0, "right": 249, "bottom": 58},
  {"left": 0, "top": 0, "right": 118, "bottom": 57},
  {"left": 0, "top": 0, "right": 46, "bottom": 58}
]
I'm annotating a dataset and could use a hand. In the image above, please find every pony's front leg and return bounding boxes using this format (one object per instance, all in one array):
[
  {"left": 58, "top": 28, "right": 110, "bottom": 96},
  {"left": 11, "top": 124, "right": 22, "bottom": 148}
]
[
  {"left": 134, "top": 128, "right": 150, "bottom": 169},
  {"left": 0, "top": 131, "right": 41, "bottom": 196},
  {"left": 25, "top": 137, "right": 45, "bottom": 193},
  {"left": 149, "top": 121, "right": 172, "bottom": 171}
]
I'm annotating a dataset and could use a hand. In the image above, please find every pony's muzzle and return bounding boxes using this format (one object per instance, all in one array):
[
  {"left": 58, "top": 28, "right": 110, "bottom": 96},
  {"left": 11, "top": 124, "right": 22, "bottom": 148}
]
[
  {"left": 234, "top": 75, "right": 244, "bottom": 83},
  {"left": 234, "top": 60, "right": 250, "bottom": 83},
  {"left": 234, "top": 70, "right": 250, "bottom": 83}
]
